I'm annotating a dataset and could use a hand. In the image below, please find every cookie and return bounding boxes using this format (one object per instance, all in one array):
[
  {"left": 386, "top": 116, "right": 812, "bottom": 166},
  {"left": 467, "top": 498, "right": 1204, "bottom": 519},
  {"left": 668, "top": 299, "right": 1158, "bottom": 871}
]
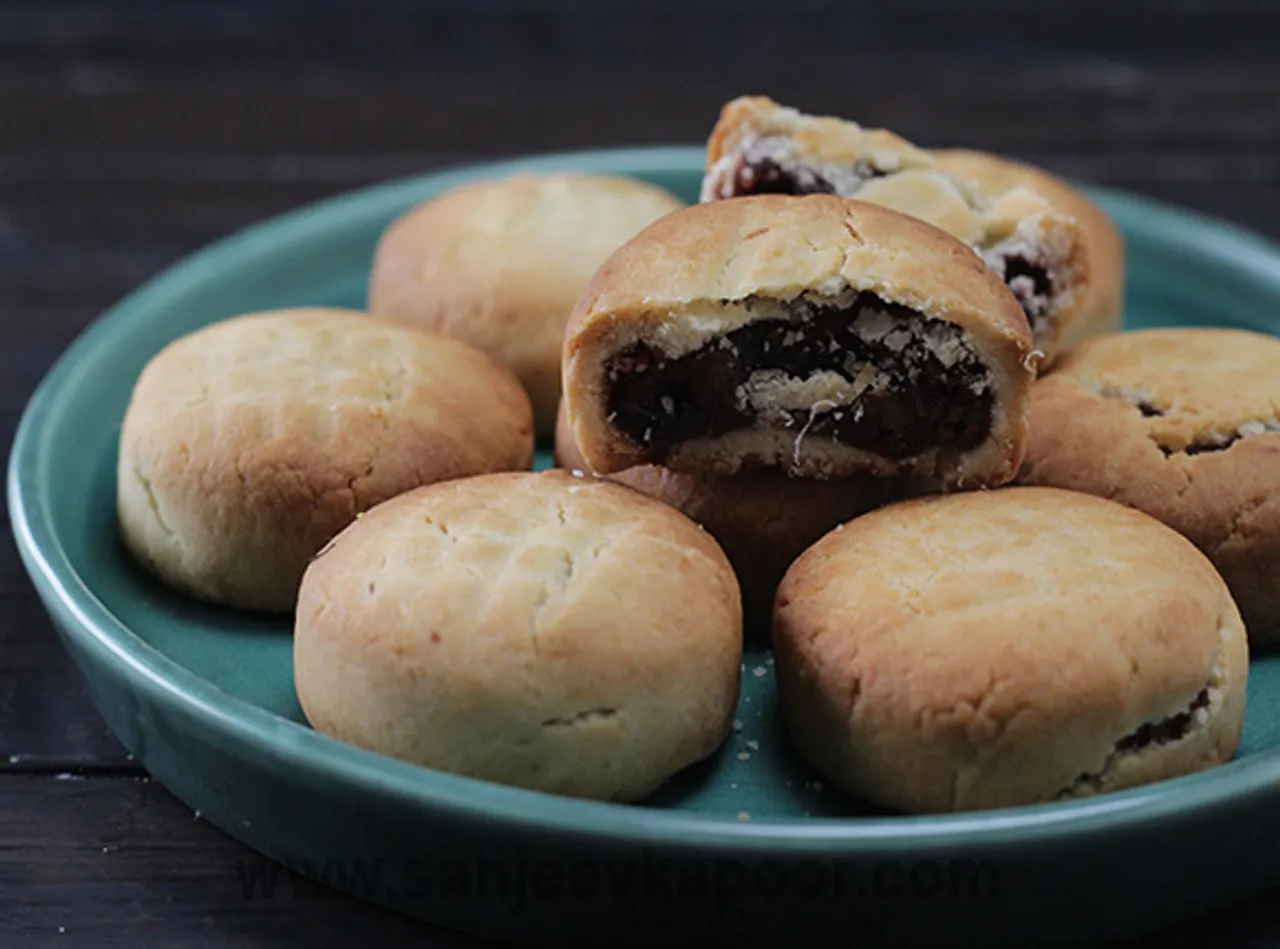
[
  {"left": 1018, "top": 328, "right": 1280, "bottom": 643},
  {"left": 294, "top": 470, "right": 742, "bottom": 803},
  {"left": 553, "top": 398, "right": 914, "bottom": 628},
  {"left": 562, "top": 194, "right": 1035, "bottom": 487},
  {"left": 935, "top": 148, "right": 1125, "bottom": 358},
  {"left": 700, "top": 96, "right": 1094, "bottom": 360},
  {"left": 774, "top": 487, "right": 1248, "bottom": 813},
  {"left": 367, "top": 172, "right": 685, "bottom": 437},
  {"left": 117, "top": 307, "right": 534, "bottom": 612}
]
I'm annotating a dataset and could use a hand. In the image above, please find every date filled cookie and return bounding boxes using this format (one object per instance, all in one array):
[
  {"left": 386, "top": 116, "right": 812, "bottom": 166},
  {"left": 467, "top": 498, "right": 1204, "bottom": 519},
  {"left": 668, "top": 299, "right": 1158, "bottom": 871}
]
[
  {"left": 562, "top": 194, "right": 1035, "bottom": 487},
  {"left": 117, "top": 307, "right": 534, "bottom": 612},
  {"left": 554, "top": 398, "right": 916, "bottom": 628},
  {"left": 294, "top": 471, "right": 742, "bottom": 803},
  {"left": 367, "top": 172, "right": 685, "bottom": 437},
  {"left": 773, "top": 487, "right": 1248, "bottom": 813},
  {"left": 1018, "top": 328, "right": 1280, "bottom": 643},
  {"left": 700, "top": 96, "right": 1107, "bottom": 361}
]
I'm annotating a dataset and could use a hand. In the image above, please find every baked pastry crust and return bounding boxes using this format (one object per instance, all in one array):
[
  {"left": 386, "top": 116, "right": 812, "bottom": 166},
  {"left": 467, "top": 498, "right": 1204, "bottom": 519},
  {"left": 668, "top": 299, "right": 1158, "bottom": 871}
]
[
  {"left": 116, "top": 307, "right": 534, "bottom": 612},
  {"left": 294, "top": 470, "right": 742, "bottom": 803},
  {"left": 562, "top": 194, "right": 1034, "bottom": 487},
  {"left": 368, "top": 172, "right": 684, "bottom": 437},
  {"left": 553, "top": 398, "right": 917, "bottom": 632},
  {"left": 773, "top": 486, "right": 1248, "bottom": 813},
  {"left": 701, "top": 96, "right": 1097, "bottom": 361},
  {"left": 1019, "top": 328, "right": 1280, "bottom": 643},
  {"left": 935, "top": 148, "right": 1125, "bottom": 357}
]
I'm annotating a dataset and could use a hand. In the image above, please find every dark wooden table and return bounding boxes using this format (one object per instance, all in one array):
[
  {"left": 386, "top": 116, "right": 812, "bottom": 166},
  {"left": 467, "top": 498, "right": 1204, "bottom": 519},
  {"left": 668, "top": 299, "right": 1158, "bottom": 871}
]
[{"left": 3, "top": 2, "right": 1280, "bottom": 945}]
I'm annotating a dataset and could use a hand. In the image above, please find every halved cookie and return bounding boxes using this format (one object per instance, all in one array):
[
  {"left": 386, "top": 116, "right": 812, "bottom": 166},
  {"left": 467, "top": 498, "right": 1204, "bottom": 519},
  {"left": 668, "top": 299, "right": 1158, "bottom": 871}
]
[
  {"left": 561, "top": 195, "right": 1034, "bottom": 486},
  {"left": 701, "top": 96, "right": 1095, "bottom": 360}
]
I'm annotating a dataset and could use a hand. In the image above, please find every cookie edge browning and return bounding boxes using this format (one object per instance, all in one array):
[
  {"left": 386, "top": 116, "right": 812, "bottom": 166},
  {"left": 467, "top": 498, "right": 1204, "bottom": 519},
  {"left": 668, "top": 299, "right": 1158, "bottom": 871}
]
[
  {"left": 294, "top": 470, "right": 743, "bottom": 803},
  {"left": 116, "top": 307, "right": 535, "bottom": 612},
  {"left": 562, "top": 194, "right": 1035, "bottom": 486},
  {"left": 935, "top": 148, "right": 1125, "bottom": 358},
  {"left": 771, "top": 487, "right": 1248, "bottom": 814}
]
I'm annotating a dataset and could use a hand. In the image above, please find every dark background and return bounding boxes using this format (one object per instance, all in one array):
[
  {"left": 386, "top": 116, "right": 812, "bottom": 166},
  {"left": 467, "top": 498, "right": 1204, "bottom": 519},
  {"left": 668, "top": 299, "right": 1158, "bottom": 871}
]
[{"left": 3, "top": 1, "right": 1280, "bottom": 946}]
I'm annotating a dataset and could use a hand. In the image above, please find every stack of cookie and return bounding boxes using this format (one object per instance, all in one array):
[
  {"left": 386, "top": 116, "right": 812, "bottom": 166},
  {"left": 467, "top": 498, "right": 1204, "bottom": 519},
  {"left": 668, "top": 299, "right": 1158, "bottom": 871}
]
[{"left": 116, "top": 94, "right": 1277, "bottom": 815}]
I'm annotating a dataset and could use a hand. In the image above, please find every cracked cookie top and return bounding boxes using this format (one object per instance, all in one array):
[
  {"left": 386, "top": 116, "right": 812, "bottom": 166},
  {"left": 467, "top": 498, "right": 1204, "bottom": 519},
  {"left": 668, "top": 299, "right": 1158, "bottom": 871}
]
[
  {"left": 294, "top": 469, "right": 742, "bottom": 803},
  {"left": 1019, "top": 328, "right": 1280, "bottom": 641},
  {"left": 1045, "top": 328, "right": 1280, "bottom": 452}
]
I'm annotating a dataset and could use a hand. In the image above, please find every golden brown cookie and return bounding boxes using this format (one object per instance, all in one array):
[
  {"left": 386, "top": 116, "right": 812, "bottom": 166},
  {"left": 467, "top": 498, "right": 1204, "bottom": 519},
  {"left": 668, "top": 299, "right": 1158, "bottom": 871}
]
[
  {"left": 935, "top": 148, "right": 1125, "bottom": 357},
  {"left": 774, "top": 487, "right": 1248, "bottom": 813},
  {"left": 1018, "top": 328, "right": 1280, "bottom": 643},
  {"left": 367, "top": 172, "right": 685, "bottom": 437},
  {"left": 294, "top": 470, "right": 742, "bottom": 803},
  {"left": 562, "top": 194, "right": 1034, "bottom": 487},
  {"left": 553, "top": 398, "right": 915, "bottom": 629},
  {"left": 117, "top": 307, "right": 534, "bottom": 612},
  {"left": 701, "top": 96, "right": 1096, "bottom": 360}
]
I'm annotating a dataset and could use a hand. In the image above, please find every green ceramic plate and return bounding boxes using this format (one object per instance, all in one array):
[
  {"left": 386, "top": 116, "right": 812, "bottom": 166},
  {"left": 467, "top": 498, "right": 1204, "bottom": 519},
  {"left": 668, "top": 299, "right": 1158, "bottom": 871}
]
[{"left": 10, "top": 147, "right": 1280, "bottom": 948}]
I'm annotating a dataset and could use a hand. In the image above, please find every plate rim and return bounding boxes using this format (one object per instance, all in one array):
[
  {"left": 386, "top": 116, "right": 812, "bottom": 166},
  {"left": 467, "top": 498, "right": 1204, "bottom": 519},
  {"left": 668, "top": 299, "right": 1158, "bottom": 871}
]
[{"left": 10, "top": 144, "right": 1280, "bottom": 853}]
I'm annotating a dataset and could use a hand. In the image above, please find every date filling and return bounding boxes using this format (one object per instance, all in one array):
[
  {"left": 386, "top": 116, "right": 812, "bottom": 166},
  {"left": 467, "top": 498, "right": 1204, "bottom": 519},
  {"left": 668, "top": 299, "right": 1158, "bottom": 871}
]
[
  {"left": 982, "top": 242, "right": 1056, "bottom": 341},
  {"left": 1062, "top": 687, "right": 1214, "bottom": 798},
  {"left": 716, "top": 141, "right": 1057, "bottom": 338},
  {"left": 1098, "top": 388, "right": 1280, "bottom": 456},
  {"left": 711, "top": 135, "right": 884, "bottom": 200},
  {"left": 603, "top": 293, "right": 994, "bottom": 464},
  {"left": 1114, "top": 688, "right": 1212, "bottom": 753}
]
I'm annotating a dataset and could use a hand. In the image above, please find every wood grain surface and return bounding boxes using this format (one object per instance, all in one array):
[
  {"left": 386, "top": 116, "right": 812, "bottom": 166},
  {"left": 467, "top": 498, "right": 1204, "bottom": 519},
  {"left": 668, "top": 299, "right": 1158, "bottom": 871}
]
[{"left": 3, "top": 1, "right": 1279, "bottom": 945}]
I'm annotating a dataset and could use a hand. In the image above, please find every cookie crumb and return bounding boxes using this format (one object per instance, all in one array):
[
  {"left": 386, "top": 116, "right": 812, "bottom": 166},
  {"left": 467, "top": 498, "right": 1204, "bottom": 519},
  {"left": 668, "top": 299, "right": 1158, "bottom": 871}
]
[
  {"left": 737, "top": 751, "right": 751, "bottom": 762},
  {"left": 746, "top": 740, "right": 760, "bottom": 751},
  {"left": 732, "top": 718, "right": 743, "bottom": 731},
  {"left": 752, "top": 665, "right": 767, "bottom": 677}
]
